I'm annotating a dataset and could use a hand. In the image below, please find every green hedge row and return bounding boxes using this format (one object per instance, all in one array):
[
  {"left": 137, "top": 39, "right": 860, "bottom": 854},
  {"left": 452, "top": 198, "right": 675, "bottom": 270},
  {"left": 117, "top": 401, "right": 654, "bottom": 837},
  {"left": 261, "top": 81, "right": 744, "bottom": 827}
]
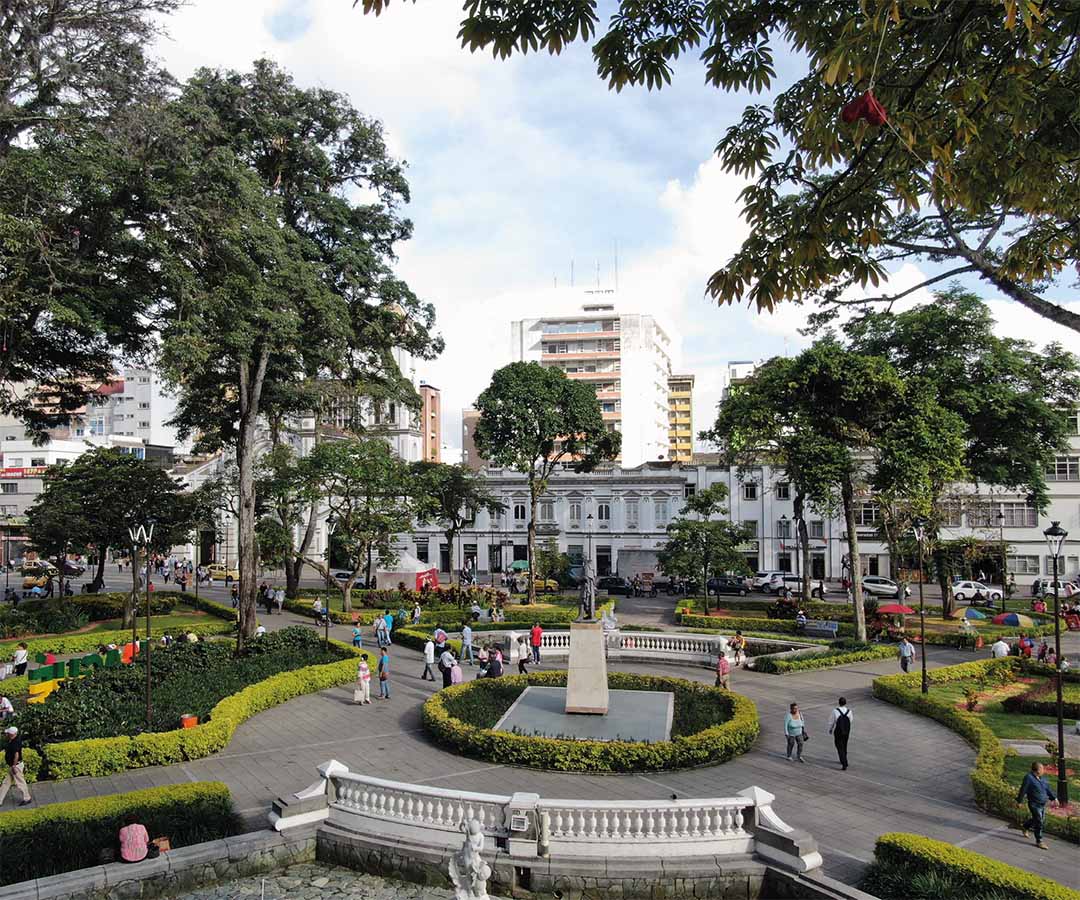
[
  {"left": 0, "top": 781, "right": 240, "bottom": 886},
  {"left": 872, "top": 659, "right": 1079, "bottom": 843},
  {"left": 0, "top": 621, "right": 232, "bottom": 658},
  {"left": 33, "top": 639, "right": 368, "bottom": 781},
  {"left": 676, "top": 612, "right": 855, "bottom": 637},
  {"left": 421, "top": 670, "right": 759, "bottom": 773},
  {"left": 70, "top": 592, "right": 178, "bottom": 621},
  {"left": 868, "top": 832, "right": 1080, "bottom": 900},
  {"left": 753, "top": 643, "right": 896, "bottom": 674}
]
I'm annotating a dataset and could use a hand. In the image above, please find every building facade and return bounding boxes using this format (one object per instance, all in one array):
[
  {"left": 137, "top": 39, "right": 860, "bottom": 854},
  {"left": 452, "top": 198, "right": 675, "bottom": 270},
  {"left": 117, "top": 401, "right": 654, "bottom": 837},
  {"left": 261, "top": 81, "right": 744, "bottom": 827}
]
[
  {"left": 510, "top": 302, "right": 677, "bottom": 467},
  {"left": 419, "top": 383, "right": 441, "bottom": 463},
  {"left": 668, "top": 374, "right": 694, "bottom": 463},
  {"left": 461, "top": 409, "right": 489, "bottom": 472}
]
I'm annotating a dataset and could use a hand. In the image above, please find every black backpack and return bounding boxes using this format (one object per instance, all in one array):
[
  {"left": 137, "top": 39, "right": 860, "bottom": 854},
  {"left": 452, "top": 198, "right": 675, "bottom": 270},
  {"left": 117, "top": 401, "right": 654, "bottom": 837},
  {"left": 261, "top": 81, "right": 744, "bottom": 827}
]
[{"left": 834, "top": 708, "right": 851, "bottom": 738}]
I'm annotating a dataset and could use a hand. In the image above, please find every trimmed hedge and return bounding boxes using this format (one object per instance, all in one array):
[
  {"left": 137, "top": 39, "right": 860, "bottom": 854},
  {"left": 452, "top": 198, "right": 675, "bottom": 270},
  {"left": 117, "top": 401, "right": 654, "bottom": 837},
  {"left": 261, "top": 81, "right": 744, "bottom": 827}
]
[
  {"left": 0, "top": 621, "right": 232, "bottom": 658},
  {"left": 0, "top": 781, "right": 239, "bottom": 886},
  {"left": 868, "top": 832, "right": 1080, "bottom": 900},
  {"left": 36, "top": 639, "right": 369, "bottom": 781},
  {"left": 71, "top": 592, "right": 177, "bottom": 620},
  {"left": 873, "top": 659, "right": 1079, "bottom": 843},
  {"left": 753, "top": 643, "right": 896, "bottom": 674},
  {"left": 676, "top": 612, "right": 856, "bottom": 637},
  {"left": 1001, "top": 677, "right": 1080, "bottom": 720},
  {"left": 421, "top": 670, "right": 759, "bottom": 773}
]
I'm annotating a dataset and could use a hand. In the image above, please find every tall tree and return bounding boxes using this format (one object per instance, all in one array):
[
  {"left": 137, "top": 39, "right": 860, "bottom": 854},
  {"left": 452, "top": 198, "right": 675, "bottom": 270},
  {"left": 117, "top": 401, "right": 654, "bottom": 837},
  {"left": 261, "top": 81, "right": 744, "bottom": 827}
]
[
  {"left": 658, "top": 485, "right": 751, "bottom": 612},
  {"left": 0, "top": 1, "right": 178, "bottom": 434},
  {"left": 314, "top": 437, "right": 415, "bottom": 611},
  {"left": 25, "top": 449, "right": 200, "bottom": 625},
  {"left": 473, "top": 362, "right": 620, "bottom": 604},
  {"left": 363, "top": 1, "right": 1080, "bottom": 334},
  {"left": 410, "top": 462, "right": 504, "bottom": 585},
  {"left": 157, "top": 61, "right": 440, "bottom": 645}
]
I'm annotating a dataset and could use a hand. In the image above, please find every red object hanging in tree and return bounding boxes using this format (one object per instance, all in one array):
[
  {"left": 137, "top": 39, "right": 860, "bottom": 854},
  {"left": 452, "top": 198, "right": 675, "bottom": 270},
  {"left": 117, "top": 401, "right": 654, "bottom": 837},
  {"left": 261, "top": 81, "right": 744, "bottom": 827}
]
[{"left": 841, "top": 90, "right": 887, "bottom": 127}]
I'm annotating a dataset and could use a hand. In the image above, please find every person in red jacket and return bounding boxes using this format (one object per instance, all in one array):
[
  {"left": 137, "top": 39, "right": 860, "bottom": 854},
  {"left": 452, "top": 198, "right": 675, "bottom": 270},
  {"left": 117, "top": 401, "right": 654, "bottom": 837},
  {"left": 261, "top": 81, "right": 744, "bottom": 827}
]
[{"left": 529, "top": 623, "right": 543, "bottom": 665}]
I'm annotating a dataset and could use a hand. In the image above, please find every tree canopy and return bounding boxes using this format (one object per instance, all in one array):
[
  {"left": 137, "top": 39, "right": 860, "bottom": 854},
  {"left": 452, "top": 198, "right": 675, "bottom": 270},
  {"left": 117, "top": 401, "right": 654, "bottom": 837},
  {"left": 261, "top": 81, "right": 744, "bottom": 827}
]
[{"left": 361, "top": 1, "right": 1080, "bottom": 334}]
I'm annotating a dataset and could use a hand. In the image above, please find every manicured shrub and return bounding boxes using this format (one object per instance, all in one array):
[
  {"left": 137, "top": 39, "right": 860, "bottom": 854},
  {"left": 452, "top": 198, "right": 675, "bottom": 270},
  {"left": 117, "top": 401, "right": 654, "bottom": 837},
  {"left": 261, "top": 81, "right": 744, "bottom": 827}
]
[
  {"left": 422, "top": 671, "right": 759, "bottom": 773},
  {"left": 873, "top": 659, "right": 1079, "bottom": 844},
  {"left": 0, "top": 621, "right": 231, "bottom": 658},
  {"left": 752, "top": 643, "right": 895, "bottom": 674},
  {"left": 0, "top": 781, "right": 239, "bottom": 886},
  {"left": 71, "top": 591, "right": 177, "bottom": 621},
  {"left": 865, "top": 833, "right": 1080, "bottom": 900},
  {"left": 677, "top": 612, "right": 855, "bottom": 637}
]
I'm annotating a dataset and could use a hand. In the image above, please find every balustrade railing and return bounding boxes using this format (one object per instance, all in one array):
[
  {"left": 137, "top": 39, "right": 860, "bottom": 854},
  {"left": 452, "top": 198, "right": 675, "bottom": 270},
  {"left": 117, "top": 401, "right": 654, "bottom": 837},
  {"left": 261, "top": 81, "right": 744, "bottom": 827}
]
[{"left": 539, "top": 797, "right": 748, "bottom": 845}]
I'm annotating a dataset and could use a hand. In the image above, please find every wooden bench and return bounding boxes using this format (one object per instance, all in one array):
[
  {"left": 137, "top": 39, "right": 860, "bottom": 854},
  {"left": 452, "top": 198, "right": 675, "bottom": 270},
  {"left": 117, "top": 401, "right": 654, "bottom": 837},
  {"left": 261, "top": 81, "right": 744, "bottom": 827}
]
[{"left": 800, "top": 619, "right": 839, "bottom": 639}]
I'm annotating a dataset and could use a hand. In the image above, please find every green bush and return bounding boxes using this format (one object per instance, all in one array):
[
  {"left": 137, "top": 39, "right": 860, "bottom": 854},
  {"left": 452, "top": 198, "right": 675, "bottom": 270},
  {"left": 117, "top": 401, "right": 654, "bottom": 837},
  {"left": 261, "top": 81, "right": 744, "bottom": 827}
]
[
  {"left": 71, "top": 591, "right": 177, "bottom": 621},
  {"left": 421, "top": 671, "right": 759, "bottom": 773},
  {"left": 676, "top": 612, "right": 855, "bottom": 637},
  {"left": 0, "top": 781, "right": 240, "bottom": 886},
  {"left": 753, "top": 642, "right": 895, "bottom": 674},
  {"left": 0, "top": 600, "right": 88, "bottom": 638},
  {"left": 866, "top": 833, "right": 1080, "bottom": 900},
  {"left": 872, "top": 659, "right": 1079, "bottom": 843},
  {"left": 32, "top": 638, "right": 368, "bottom": 781},
  {"left": 0, "top": 621, "right": 231, "bottom": 658}
]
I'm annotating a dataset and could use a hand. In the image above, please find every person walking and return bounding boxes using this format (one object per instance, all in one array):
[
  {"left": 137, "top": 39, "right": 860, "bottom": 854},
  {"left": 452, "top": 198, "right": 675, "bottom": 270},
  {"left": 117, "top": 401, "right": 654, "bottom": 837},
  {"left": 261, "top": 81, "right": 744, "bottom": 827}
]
[
  {"left": 351, "top": 624, "right": 364, "bottom": 650},
  {"left": 12, "top": 643, "right": 28, "bottom": 677},
  {"left": 715, "top": 652, "right": 731, "bottom": 689},
  {"left": 377, "top": 649, "right": 391, "bottom": 700},
  {"left": 784, "top": 702, "right": 807, "bottom": 763},
  {"left": 730, "top": 631, "right": 746, "bottom": 666},
  {"left": 517, "top": 636, "right": 530, "bottom": 674},
  {"left": 421, "top": 638, "right": 436, "bottom": 681},
  {"left": 439, "top": 648, "right": 456, "bottom": 689},
  {"left": 374, "top": 615, "right": 389, "bottom": 650},
  {"left": 530, "top": 623, "right": 543, "bottom": 665},
  {"left": 354, "top": 657, "right": 371, "bottom": 705},
  {"left": 412, "top": 602, "right": 422, "bottom": 626},
  {"left": 991, "top": 637, "right": 1011, "bottom": 659},
  {"left": 828, "top": 697, "right": 853, "bottom": 771},
  {"left": 382, "top": 609, "right": 394, "bottom": 644},
  {"left": 274, "top": 587, "right": 285, "bottom": 615},
  {"left": 461, "top": 622, "right": 474, "bottom": 665},
  {"left": 0, "top": 726, "right": 31, "bottom": 806},
  {"left": 898, "top": 636, "right": 916, "bottom": 673},
  {"left": 1017, "top": 761, "right": 1056, "bottom": 849}
]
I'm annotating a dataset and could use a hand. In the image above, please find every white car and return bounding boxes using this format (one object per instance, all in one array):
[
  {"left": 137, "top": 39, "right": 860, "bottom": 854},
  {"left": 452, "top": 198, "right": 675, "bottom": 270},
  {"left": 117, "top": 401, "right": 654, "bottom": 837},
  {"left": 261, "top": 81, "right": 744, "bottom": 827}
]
[
  {"left": 861, "top": 575, "right": 909, "bottom": 598},
  {"left": 1040, "top": 579, "right": 1078, "bottom": 598},
  {"left": 952, "top": 580, "right": 1002, "bottom": 605},
  {"left": 753, "top": 571, "right": 786, "bottom": 591},
  {"left": 767, "top": 574, "right": 825, "bottom": 599}
]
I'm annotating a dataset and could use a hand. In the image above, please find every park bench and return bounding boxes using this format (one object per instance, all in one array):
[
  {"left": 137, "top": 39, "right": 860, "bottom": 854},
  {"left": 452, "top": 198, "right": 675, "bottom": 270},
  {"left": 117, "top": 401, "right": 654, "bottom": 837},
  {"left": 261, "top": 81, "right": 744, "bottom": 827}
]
[{"left": 799, "top": 619, "right": 839, "bottom": 639}]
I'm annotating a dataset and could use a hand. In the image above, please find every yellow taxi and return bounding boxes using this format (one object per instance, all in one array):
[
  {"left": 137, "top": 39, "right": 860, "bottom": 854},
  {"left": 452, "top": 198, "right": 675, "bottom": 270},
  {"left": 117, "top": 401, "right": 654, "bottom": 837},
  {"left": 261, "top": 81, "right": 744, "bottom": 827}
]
[{"left": 206, "top": 563, "right": 240, "bottom": 581}]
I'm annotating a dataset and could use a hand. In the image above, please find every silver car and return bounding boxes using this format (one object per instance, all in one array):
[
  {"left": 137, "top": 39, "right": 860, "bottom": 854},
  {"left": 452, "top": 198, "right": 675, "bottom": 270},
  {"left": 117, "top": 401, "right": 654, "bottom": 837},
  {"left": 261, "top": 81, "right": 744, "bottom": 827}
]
[
  {"left": 952, "top": 580, "right": 1002, "bottom": 605},
  {"left": 861, "top": 575, "right": 909, "bottom": 598}
]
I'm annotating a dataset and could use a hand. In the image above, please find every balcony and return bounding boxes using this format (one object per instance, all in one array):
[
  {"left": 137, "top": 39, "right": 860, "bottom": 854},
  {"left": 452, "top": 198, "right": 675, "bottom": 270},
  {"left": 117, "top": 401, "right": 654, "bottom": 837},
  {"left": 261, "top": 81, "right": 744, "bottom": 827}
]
[
  {"left": 541, "top": 330, "right": 618, "bottom": 341},
  {"left": 542, "top": 351, "right": 620, "bottom": 362},
  {"left": 601, "top": 411, "right": 621, "bottom": 421},
  {"left": 536, "top": 522, "right": 559, "bottom": 536}
]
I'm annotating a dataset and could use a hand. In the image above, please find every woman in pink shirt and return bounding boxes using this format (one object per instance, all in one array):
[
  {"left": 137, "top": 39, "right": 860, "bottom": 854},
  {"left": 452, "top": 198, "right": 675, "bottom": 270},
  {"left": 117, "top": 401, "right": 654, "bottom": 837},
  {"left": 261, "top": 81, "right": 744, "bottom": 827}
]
[{"left": 118, "top": 815, "right": 150, "bottom": 862}]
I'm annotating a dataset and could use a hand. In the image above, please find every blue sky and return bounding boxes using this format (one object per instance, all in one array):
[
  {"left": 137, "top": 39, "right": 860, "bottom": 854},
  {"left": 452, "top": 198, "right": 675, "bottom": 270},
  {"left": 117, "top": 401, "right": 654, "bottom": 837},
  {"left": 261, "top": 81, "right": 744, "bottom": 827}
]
[{"left": 156, "top": 0, "right": 1078, "bottom": 453}]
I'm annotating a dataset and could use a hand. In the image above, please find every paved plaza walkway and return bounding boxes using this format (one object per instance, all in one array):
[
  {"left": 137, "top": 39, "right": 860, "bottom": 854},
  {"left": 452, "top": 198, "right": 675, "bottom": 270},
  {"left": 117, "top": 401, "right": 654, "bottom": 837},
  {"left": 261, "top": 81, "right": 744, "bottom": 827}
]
[{"left": 11, "top": 594, "right": 1080, "bottom": 892}]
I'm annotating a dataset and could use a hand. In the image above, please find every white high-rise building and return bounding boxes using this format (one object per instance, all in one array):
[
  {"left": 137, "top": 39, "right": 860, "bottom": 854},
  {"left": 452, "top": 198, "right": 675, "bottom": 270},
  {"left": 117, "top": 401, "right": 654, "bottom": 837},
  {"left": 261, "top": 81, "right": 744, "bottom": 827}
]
[{"left": 510, "top": 298, "right": 678, "bottom": 467}]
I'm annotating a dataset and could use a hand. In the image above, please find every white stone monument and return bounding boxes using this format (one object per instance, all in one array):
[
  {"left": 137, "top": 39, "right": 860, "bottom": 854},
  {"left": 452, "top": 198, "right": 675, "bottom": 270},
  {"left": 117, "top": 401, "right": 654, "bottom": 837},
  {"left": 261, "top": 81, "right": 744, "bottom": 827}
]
[
  {"left": 565, "top": 621, "right": 609, "bottom": 715},
  {"left": 449, "top": 819, "right": 491, "bottom": 900}
]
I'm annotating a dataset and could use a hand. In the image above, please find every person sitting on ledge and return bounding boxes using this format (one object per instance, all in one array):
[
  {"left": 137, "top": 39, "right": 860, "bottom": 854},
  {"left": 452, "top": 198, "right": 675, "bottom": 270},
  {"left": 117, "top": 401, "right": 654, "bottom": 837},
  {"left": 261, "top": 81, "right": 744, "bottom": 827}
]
[{"left": 118, "top": 814, "right": 151, "bottom": 863}]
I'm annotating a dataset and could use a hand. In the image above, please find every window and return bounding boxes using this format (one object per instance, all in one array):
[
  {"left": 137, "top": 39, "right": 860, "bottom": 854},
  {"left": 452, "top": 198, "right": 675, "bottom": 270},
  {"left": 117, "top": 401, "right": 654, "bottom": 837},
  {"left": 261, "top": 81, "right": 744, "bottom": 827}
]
[
  {"left": 1065, "top": 407, "right": 1079, "bottom": 436},
  {"left": 777, "top": 552, "right": 792, "bottom": 573},
  {"left": 513, "top": 504, "right": 526, "bottom": 521},
  {"left": 1046, "top": 455, "right": 1079, "bottom": 481},
  {"left": 5, "top": 458, "right": 21, "bottom": 467},
  {"left": 777, "top": 519, "right": 791, "bottom": 540},
  {"left": 684, "top": 484, "right": 696, "bottom": 499},
  {"left": 1047, "top": 555, "right": 1080, "bottom": 575},
  {"left": 937, "top": 500, "right": 962, "bottom": 527},
  {"left": 854, "top": 501, "right": 879, "bottom": 527},
  {"left": 30, "top": 457, "right": 45, "bottom": 467},
  {"left": 567, "top": 545, "right": 584, "bottom": 565},
  {"left": 810, "top": 520, "right": 824, "bottom": 539},
  {"left": 655, "top": 499, "right": 669, "bottom": 527},
  {"left": 415, "top": 539, "right": 429, "bottom": 563},
  {"left": 138, "top": 421, "right": 150, "bottom": 428},
  {"left": 625, "top": 500, "right": 639, "bottom": 527},
  {"left": 1007, "top": 555, "right": 1040, "bottom": 575},
  {"left": 139, "top": 376, "right": 150, "bottom": 383},
  {"left": 569, "top": 502, "right": 581, "bottom": 525},
  {"left": 965, "top": 501, "right": 994, "bottom": 527},
  {"left": 0, "top": 484, "right": 16, "bottom": 494},
  {"left": 539, "top": 501, "right": 555, "bottom": 522},
  {"left": 775, "top": 482, "right": 790, "bottom": 500},
  {"left": 743, "top": 519, "right": 758, "bottom": 538},
  {"left": 139, "top": 402, "right": 150, "bottom": 409},
  {"left": 1000, "top": 502, "right": 1037, "bottom": 527},
  {"left": 742, "top": 482, "right": 758, "bottom": 501},
  {"left": 597, "top": 502, "right": 611, "bottom": 522}
]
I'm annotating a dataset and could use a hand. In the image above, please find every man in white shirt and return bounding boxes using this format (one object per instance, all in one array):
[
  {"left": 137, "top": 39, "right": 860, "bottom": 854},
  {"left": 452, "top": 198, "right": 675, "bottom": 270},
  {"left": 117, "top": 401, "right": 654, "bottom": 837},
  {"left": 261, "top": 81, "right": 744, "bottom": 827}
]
[
  {"left": 991, "top": 637, "right": 1011, "bottom": 659},
  {"left": 438, "top": 649, "right": 456, "bottom": 688},
  {"left": 421, "top": 639, "right": 436, "bottom": 681},
  {"left": 827, "top": 697, "right": 853, "bottom": 771},
  {"left": 461, "top": 623, "right": 474, "bottom": 665}
]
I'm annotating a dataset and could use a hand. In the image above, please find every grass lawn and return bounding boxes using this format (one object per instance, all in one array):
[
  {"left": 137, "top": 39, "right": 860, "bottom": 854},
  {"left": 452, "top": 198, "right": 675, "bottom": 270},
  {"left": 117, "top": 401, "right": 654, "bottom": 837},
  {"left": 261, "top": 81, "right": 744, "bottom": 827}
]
[
  {"left": 928, "top": 679, "right": 1077, "bottom": 740},
  {"left": 1003, "top": 755, "right": 1080, "bottom": 793},
  {"left": 0, "top": 611, "right": 217, "bottom": 648}
]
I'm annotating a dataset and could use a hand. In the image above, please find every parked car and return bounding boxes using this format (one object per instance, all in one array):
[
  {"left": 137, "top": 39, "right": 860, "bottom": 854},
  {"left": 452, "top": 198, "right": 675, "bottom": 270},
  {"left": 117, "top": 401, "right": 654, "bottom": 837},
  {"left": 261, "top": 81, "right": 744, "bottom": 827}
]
[
  {"left": 596, "top": 576, "right": 632, "bottom": 596},
  {"left": 952, "top": 580, "right": 1003, "bottom": 605},
  {"left": 752, "top": 571, "right": 786, "bottom": 591},
  {"left": 1040, "top": 579, "right": 1078, "bottom": 598},
  {"left": 58, "top": 560, "right": 85, "bottom": 577},
  {"left": 206, "top": 563, "right": 240, "bottom": 581},
  {"left": 707, "top": 575, "right": 749, "bottom": 597},
  {"left": 19, "top": 560, "right": 57, "bottom": 577},
  {"left": 767, "top": 574, "right": 825, "bottom": 599},
  {"left": 861, "top": 575, "right": 910, "bottom": 598}
]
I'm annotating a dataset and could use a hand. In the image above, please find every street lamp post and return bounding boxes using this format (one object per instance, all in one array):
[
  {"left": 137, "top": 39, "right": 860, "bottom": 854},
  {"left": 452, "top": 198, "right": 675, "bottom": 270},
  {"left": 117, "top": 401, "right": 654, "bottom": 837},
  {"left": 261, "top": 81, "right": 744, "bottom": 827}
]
[
  {"left": 912, "top": 520, "right": 929, "bottom": 695},
  {"left": 997, "top": 509, "right": 1008, "bottom": 613},
  {"left": 324, "top": 516, "right": 337, "bottom": 633},
  {"left": 586, "top": 513, "right": 594, "bottom": 573},
  {"left": 1043, "top": 521, "right": 1069, "bottom": 805},
  {"left": 2, "top": 517, "right": 9, "bottom": 595},
  {"left": 129, "top": 520, "right": 155, "bottom": 728}
]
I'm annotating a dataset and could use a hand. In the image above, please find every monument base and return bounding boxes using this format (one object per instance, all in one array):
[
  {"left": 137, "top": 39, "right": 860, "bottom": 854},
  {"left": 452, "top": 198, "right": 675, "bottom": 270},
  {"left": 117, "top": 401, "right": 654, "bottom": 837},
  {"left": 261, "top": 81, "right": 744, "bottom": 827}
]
[
  {"left": 565, "top": 621, "right": 609, "bottom": 714},
  {"left": 495, "top": 687, "right": 673, "bottom": 742}
]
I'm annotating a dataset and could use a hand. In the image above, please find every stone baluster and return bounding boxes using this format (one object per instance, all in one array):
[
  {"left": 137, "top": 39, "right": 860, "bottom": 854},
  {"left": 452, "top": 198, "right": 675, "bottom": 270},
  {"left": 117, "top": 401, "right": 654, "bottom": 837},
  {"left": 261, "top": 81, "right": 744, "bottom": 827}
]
[{"left": 633, "top": 809, "right": 644, "bottom": 839}]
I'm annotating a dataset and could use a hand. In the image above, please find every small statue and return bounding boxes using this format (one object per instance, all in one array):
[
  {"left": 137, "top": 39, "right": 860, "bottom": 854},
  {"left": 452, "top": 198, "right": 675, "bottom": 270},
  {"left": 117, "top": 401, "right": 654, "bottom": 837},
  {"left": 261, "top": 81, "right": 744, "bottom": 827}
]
[
  {"left": 449, "top": 819, "right": 491, "bottom": 900},
  {"left": 579, "top": 557, "right": 597, "bottom": 621}
]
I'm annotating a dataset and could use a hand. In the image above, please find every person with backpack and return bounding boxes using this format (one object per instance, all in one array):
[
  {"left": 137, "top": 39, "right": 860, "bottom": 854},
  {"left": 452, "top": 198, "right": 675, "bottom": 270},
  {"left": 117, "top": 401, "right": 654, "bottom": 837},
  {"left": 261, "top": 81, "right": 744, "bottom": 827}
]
[{"left": 827, "top": 697, "right": 853, "bottom": 770}]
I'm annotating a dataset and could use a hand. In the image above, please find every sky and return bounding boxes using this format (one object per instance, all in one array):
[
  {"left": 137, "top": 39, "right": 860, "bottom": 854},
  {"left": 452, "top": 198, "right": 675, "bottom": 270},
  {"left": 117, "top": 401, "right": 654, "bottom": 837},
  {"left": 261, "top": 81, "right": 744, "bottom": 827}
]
[{"left": 152, "top": 1, "right": 1080, "bottom": 457}]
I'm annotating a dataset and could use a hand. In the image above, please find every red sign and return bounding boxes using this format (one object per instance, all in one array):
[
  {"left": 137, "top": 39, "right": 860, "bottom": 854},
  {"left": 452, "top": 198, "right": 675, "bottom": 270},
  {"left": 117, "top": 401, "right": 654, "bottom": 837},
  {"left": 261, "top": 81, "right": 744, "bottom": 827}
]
[{"left": 0, "top": 466, "right": 48, "bottom": 478}]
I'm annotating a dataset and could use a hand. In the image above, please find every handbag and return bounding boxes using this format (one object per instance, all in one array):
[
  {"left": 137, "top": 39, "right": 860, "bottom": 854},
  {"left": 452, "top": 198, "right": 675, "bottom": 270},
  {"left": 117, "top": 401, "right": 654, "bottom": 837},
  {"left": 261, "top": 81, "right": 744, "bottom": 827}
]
[{"left": 801, "top": 727, "right": 810, "bottom": 742}]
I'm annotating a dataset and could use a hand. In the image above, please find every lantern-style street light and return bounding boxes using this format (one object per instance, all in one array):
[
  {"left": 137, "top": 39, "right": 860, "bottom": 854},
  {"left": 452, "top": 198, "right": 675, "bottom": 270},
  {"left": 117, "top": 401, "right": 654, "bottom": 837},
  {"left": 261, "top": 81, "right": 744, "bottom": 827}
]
[
  {"left": 129, "top": 519, "right": 155, "bottom": 728},
  {"left": 1042, "top": 520, "right": 1069, "bottom": 805},
  {"left": 911, "top": 519, "right": 929, "bottom": 695}
]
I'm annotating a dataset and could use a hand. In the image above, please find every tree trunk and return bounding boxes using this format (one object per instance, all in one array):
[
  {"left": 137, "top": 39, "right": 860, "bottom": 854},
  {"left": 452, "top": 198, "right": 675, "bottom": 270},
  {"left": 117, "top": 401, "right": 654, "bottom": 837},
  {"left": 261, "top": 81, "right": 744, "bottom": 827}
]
[
  {"left": 934, "top": 537, "right": 955, "bottom": 616},
  {"left": 527, "top": 480, "right": 538, "bottom": 605},
  {"left": 794, "top": 492, "right": 811, "bottom": 601},
  {"left": 285, "top": 558, "right": 301, "bottom": 599},
  {"left": 235, "top": 350, "right": 269, "bottom": 652},
  {"left": 841, "top": 475, "right": 867, "bottom": 642},
  {"left": 94, "top": 551, "right": 107, "bottom": 593}
]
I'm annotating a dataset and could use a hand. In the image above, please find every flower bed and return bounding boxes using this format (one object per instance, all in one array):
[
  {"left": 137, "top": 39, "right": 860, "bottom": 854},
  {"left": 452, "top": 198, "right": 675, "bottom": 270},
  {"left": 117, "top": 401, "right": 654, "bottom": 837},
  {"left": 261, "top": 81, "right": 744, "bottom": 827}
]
[
  {"left": 0, "top": 781, "right": 239, "bottom": 886},
  {"left": 864, "top": 832, "right": 1080, "bottom": 900},
  {"left": 421, "top": 671, "right": 759, "bottom": 773},
  {"left": 752, "top": 642, "right": 896, "bottom": 674},
  {"left": 1001, "top": 665, "right": 1080, "bottom": 719},
  {"left": 872, "top": 659, "right": 1079, "bottom": 843}
]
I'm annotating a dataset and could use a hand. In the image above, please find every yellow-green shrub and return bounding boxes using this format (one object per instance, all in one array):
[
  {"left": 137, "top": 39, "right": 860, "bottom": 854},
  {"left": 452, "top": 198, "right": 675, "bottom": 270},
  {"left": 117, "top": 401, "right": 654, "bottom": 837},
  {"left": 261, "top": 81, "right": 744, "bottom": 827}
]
[
  {"left": 422, "top": 671, "right": 759, "bottom": 773},
  {"left": 0, "top": 781, "right": 238, "bottom": 885},
  {"left": 872, "top": 833, "right": 1080, "bottom": 900},
  {"left": 0, "top": 621, "right": 231, "bottom": 657}
]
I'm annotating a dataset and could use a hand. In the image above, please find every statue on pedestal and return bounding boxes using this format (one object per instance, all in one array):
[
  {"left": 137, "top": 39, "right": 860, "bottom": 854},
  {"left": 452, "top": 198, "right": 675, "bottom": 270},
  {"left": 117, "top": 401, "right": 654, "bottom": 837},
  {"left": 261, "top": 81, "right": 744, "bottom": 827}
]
[
  {"left": 449, "top": 819, "right": 491, "bottom": 900},
  {"left": 578, "top": 557, "right": 597, "bottom": 621}
]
